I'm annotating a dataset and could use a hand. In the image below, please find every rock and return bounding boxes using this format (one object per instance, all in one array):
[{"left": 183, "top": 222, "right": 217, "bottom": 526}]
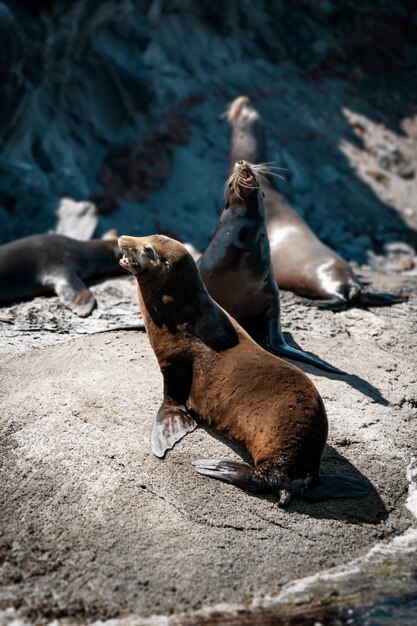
[
  {"left": 0, "top": 270, "right": 416, "bottom": 623},
  {"left": 54, "top": 198, "right": 98, "bottom": 240}
]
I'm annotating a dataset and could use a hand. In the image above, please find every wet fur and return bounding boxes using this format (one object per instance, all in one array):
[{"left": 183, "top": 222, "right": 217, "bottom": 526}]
[
  {"left": 198, "top": 162, "right": 340, "bottom": 372},
  {"left": 118, "top": 234, "right": 368, "bottom": 505}
]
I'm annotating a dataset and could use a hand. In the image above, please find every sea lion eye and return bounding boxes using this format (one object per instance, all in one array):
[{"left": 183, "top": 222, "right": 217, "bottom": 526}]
[{"left": 143, "top": 244, "right": 157, "bottom": 261}]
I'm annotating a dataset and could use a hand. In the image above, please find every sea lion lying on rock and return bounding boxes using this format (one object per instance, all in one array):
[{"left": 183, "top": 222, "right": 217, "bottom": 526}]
[
  {"left": 0, "top": 230, "right": 121, "bottom": 317},
  {"left": 227, "top": 96, "right": 408, "bottom": 310}
]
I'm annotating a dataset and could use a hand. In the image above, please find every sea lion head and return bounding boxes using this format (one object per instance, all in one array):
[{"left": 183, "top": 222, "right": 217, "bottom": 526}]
[
  {"left": 118, "top": 234, "right": 191, "bottom": 277},
  {"left": 225, "top": 160, "right": 260, "bottom": 205},
  {"left": 118, "top": 234, "right": 204, "bottom": 307},
  {"left": 118, "top": 234, "right": 234, "bottom": 338}
]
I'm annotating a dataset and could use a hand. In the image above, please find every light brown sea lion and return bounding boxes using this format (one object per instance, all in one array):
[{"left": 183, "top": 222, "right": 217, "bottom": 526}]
[
  {"left": 197, "top": 159, "right": 340, "bottom": 373},
  {"left": 0, "top": 231, "right": 122, "bottom": 316},
  {"left": 118, "top": 233, "right": 368, "bottom": 506},
  {"left": 227, "top": 96, "right": 407, "bottom": 310}
]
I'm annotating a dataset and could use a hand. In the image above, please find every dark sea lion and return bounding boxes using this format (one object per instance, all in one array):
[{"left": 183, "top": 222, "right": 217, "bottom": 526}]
[
  {"left": 118, "top": 233, "right": 369, "bottom": 507},
  {"left": 227, "top": 96, "right": 407, "bottom": 310},
  {"left": 0, "top": 230, "right": 122, "bottom": 316},
  {"left": 198, "top": 160, "right": 339, "bottom": 373}
]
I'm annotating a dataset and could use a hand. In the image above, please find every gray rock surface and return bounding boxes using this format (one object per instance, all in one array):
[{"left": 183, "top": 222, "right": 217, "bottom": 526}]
[
  {"left": 54, "top": 199, "right": 98, "bottom": 241},
  {"left": 0, "top": 272, "right": 416, "bottom": 624},
  {"left": 1, "top": 2, "right": 417, "bottom": 623}
]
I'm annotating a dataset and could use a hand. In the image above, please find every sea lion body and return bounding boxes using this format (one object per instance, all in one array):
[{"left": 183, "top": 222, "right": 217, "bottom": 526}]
[
  {"left": 198, "top": 160, "right": 339, "bottom": 372},
  {"left": 0, "top": 233, "right": 122, "bottom": 316},
  {"left": 227, "top": 96, "right": 406, "bottom": 309},
  {"left": 118, "top": 233, "right": 368, "bottom": 506},
  {"left": 198, "top": 162, "right": 275, "bottom": 342},
  {"left": 265, "top": 203, "right": 360, "bottom": 302}
]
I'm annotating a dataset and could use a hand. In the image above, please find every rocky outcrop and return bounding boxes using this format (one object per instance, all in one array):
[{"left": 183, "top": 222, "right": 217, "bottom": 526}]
[{"left": 0, "top": 1, "right": 416, "bottom": 256}]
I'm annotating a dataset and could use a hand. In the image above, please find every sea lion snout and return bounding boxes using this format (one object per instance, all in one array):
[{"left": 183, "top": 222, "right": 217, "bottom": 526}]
[
  {"left": 233, "top": 160, "right": 255, "bottom": 180},
  {"left": 118, "top": 236, "right": 160, "bottom": 274}
]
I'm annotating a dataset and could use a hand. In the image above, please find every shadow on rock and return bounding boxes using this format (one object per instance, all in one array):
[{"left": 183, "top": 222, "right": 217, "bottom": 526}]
[
  {"left": 288, "top": 446, "right": 387, "bottom": 524},
  {"left": 197, "top": 429, "right": 387, "bottom": 524},
  {"left": 282, "top": 331, "right": 389, "bottom": 406}
]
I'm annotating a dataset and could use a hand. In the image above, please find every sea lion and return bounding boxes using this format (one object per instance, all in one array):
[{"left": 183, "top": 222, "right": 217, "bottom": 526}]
[
  {"left": 227, "top": 96, "right": 407, "bottom": 310},
  {"left": 118, "top": 233, "right": 369, "bottom": 506},
  {"left": 0, "top": 231, "right": 122, "bottom": 316},
  {"left": 197, "top": 160, "right": 339, "bottom": 373}
]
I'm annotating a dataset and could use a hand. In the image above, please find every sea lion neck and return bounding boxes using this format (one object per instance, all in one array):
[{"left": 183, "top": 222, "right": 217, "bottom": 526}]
[
  {"left": 134, "top": 256, "right": 210, "bottom": 329},
  {"left": 134, "top": 255, "right": 240, "bottom": 352},
  {"left": 225, "top": 186, "right": 264, "bottom": 219}
]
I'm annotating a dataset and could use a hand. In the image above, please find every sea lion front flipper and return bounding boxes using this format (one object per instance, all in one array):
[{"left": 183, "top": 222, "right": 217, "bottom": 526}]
[
  {"left": 303, "top": 474, "right": 370, "bottom": 501},
  {"left": 151, "top": 400, "right": 197, "bottom": 459},
  {"left": 44, "top": 271, "right": 96, "bottom": 317},
  {"left": 267, "top": 320, "right": 342, "bottom": 375}
]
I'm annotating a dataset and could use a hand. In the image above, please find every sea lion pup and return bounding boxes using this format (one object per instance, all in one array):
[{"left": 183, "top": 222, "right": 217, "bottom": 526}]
[
  {"left": 226, "top": 96, "right": 407, "bottom": 310},
  {"left": 118, "top": 233, "right": 369, "bottom": 506},
  {"left": 0, "top": 230, "right": 122, "bottom": 317},
  {"left": 197, "top": 160, "right": 340, "bottom": 373}
]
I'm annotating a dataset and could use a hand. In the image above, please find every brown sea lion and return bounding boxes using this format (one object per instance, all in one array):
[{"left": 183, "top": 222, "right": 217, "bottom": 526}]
[
  {"left": 0, "top": 230, "right": 122, "bottom": 316},
  {"left": 227, "top": 96, "right": 407, "bottom": 310},
  {"left": 197, "top": 160, "right": 340, "bottom": 373},
  {"left": 118, "top": 233, "right": 369, "bottom": 506}
]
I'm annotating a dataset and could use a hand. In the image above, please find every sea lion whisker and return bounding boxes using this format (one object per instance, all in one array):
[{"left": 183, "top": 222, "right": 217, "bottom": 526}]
[
  {"left": 236, "top": 177, "right": 257, "bottom": 190},
  {"left": 253, "top": 162, "right": 289, "bottom": 172},
  {"left": 236, "top": 170, "right": 258, "bottom": 188},
  {"left": 262, "top": 171, "right": 286, "bottom": 181},
  {"left": 251, "top": 164, "right": 286, "bottom": 180},
  {"left": 232, "top": 176, "right": 243, "bottom": 199}
]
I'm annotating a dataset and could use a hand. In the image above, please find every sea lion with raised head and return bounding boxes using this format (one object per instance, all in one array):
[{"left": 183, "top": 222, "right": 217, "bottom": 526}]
[
  {"left": 0, "top": 230, "right": 122, "bottom": 316},
  {"left": 227, "top": 96, "right": 407, "bottom": 310},
  {"left": 197, "top": 160, "right": 339, "bottom": 373},
  {"left": 118, "top": 233, "right": 369, "bottom": 507}
]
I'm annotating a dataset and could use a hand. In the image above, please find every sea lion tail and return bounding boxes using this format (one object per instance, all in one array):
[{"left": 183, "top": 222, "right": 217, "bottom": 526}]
[
  {"left": 358, "top": 291, "right": 409, "bottom": 307},
  {"left": 193, "top": 459, "right": 303, "bottom": 507},
  {"left": 302, "top": 475, "right": 370, "bottom": 501}
]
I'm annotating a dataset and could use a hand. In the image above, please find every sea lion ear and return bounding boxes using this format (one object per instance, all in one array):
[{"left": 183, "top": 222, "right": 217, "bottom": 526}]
[{"left": 143, "top": 244, "right": 158, "bottom": 262}]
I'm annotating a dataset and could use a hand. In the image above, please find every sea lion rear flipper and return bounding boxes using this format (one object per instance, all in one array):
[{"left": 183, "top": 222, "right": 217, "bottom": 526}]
[
  {"left": 44, "top": 271, "right": 96, "bottom": 317},
  {"left": 358, "top": 292, "right": 408, "bottom": 307},
  {"left": 193, "top": 459, "right": 292, "bottom": 506},
  {"left": 308, "top": 297, "right": 348, "bottom": 311},
  {"left": 193, "top": 459, "right": 264, "bottom": 493},
  {"left": 151, "top": 401, "right": 197, "bottom": 458},
  {"left": 303, "top": 474, "right": 370, "bottom": 501}
]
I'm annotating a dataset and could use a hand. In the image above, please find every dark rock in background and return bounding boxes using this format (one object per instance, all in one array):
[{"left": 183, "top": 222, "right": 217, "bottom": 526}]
[
  {"left": 0, "top": 0, "right": 416, "bottom": 264},
  {"left": 1, "top": 5, "right": 417, "bottom": 624}
]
